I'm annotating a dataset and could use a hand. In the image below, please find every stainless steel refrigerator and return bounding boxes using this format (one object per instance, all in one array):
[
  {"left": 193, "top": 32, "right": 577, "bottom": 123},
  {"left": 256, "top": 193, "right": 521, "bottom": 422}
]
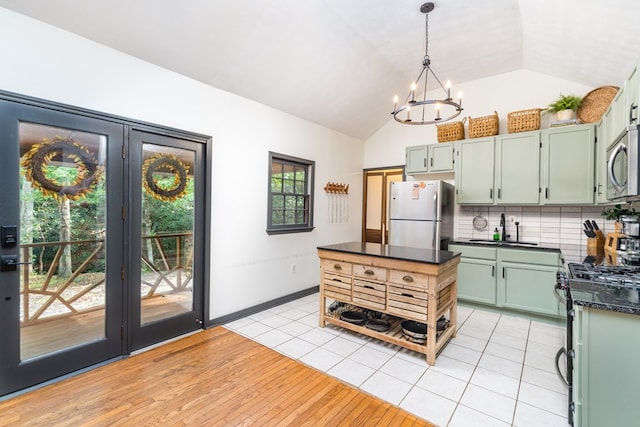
[{"left": 388, "top": 180, "right": 454, "bottom": 250}]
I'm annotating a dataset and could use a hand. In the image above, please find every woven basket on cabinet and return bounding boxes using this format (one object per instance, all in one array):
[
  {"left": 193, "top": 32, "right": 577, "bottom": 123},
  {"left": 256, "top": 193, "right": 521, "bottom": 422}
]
[
  {"left": 468, "top": 111, "right": 499, "bottom": 138},
  {"left": 507, "top": 108, "right": 543, "bottom": 133},
  {"left": 436, "top": 118, "right": 466, "bottom": 142}
]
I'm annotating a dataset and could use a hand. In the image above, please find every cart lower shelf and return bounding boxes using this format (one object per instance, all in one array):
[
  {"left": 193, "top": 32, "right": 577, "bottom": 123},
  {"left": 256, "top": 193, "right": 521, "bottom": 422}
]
[{"left": 321, "top": 311, "right": 455, "bottom": 364}]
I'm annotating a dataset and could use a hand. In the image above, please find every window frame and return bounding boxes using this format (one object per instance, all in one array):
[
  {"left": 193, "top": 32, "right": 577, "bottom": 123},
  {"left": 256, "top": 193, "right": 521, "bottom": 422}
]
[{"left": 266, "top": 151, "right": 315, "bottom": 235}]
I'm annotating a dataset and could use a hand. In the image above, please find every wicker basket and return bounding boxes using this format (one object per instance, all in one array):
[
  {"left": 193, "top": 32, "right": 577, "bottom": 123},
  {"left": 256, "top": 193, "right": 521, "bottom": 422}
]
[
  {"left": 507, "top": 108, "right": 543, "bottom": 133},
  {"left": 468, "top": 111, "right": 499, "bottom": 138},
  {"left": 577, "top": 86, "right": 619, "bottom": 123},
  {"left": 436, "top": 118, "right": 466, "bottom": 142}
]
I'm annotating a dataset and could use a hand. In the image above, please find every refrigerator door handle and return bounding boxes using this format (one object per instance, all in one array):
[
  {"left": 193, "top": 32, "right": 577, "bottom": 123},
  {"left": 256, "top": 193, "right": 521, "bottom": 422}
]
[{"left": 433, "top": 192, "right": 438, "bottom": 221}]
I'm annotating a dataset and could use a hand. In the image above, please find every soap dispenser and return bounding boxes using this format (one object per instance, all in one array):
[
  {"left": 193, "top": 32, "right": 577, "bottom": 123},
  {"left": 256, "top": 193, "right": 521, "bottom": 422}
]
[{"left": 493, "top": 227, "right": 500, "bottom": 241}]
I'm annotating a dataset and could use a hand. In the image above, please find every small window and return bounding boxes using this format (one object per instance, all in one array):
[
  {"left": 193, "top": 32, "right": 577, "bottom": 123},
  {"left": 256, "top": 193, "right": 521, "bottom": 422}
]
[{"left": 267, "top": 151, "right": 315, "bottom": 235}]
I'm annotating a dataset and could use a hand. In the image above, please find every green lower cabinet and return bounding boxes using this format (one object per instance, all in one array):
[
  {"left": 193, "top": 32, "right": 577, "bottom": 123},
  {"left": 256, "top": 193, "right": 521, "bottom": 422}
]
[
  {"left": 573, "top": 306, "right": 640, "bottom": 426},
  {"left": 450, "top": 244, "right": 562, "bottom": 317},
  {"left": 457, "top": 258, "right": 497, "bottom": 304},
  {"left": 499, "top": 262, "right": 560, "bottom": 316}
]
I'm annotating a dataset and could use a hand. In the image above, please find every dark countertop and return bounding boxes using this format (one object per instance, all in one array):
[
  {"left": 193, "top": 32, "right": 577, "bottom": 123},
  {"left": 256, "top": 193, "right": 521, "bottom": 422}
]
[
  {"left": 317, "top": 241, "right": 460, "bottom": 265},
  {"left": 450, "top": 238, "right": 562, "bottom": 253},
  {"left": 570, "top": 280, "right": 640, "bottom": 316}
]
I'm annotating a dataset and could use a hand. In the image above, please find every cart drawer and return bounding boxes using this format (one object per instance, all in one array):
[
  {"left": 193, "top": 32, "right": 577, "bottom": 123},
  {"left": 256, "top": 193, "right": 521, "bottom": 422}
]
[
  {"left": 353, "top": 264, "right": 387, "bottom": 282},
  {"left": 323, "top": 259, "right": 352, "bottom": 275},
  {"left": 353, "top": 279, "right": 386, "bottom": 310}
]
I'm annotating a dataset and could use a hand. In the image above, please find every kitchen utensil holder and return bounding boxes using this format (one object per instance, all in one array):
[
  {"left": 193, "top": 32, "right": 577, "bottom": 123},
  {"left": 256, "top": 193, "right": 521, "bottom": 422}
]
[{"left": 587, "top": 230, "right": 605, "bottom": 256}]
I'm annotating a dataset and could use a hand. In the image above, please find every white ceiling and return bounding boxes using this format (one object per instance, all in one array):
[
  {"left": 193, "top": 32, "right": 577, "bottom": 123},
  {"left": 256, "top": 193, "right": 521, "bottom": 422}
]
[{"left": 1, "top": 0, "right": 639, "bottom": 140}]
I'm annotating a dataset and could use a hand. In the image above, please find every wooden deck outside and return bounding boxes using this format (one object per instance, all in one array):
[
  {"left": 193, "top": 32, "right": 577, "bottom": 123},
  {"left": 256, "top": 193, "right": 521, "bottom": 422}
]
[
  {"left": 20, "top": 292, "right": 191, "bottom": 360},
  {"left": 1, "top": 327, "right": 435, "bottom": 426}
]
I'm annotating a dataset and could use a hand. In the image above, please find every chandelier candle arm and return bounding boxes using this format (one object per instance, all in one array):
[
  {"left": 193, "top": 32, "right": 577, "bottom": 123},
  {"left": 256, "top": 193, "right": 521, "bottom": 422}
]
[{"left": 391, "top": 2, "right": 463, "bottom": 125}]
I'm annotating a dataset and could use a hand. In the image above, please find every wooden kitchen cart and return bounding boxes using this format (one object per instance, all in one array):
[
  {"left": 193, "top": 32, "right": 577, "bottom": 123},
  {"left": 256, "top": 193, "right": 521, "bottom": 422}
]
[{"left": 317, "top": 242, "right": 460, "bottom": 365}]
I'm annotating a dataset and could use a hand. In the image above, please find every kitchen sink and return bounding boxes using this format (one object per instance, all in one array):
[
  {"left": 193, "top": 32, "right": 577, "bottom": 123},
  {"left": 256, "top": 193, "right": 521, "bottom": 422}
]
[{"left": 468, "top": 239, "right": 538, "bottom": 246}]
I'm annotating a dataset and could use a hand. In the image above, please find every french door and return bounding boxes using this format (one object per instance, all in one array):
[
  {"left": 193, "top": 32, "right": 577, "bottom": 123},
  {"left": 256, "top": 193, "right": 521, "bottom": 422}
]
[
  {"left": 0, "top": 98, "right": 206, "bottom": 396},
  {"left": 127, "top": 130, "right": 205, "bottom": 351}
]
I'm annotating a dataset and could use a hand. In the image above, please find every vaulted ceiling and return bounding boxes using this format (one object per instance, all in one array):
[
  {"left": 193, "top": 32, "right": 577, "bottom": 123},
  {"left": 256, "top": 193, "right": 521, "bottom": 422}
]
[{"left": 1, "top": 0, "right": 638, "bottom": 140}]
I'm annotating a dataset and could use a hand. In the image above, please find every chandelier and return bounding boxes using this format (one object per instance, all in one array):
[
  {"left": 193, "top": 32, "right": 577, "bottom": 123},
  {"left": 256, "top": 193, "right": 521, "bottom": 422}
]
[{"left": 391, "top": 2, "right": 463, "bottom": 125}]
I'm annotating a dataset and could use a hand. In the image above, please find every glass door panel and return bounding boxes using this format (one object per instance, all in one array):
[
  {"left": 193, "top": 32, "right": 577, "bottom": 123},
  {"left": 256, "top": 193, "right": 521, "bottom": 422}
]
[
  {"left": 128, "top": 130, "right": 204, "bottom": 351},
  {"left": 19, "top": 123, "right": 108, "bottom": 360},
  {"left": 140, "top": 143, "right": 195, "bottom": 325}
]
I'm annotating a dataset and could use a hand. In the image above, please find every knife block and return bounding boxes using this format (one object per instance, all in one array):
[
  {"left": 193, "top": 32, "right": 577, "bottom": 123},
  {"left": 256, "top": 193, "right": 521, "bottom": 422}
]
[
  {"left": 587, "top": 230, "right": 605, "bottom": 256},
  {"left": 603, "top": 230, "right": 622, "bottom": 257}
]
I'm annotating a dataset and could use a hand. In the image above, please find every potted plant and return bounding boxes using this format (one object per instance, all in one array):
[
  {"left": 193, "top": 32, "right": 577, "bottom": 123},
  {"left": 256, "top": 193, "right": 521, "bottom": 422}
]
[
  {"left": 602, "top": 204, "right": 640, "bottom": 231},
  {"left": 547, "top": 94, "right": 582, "bottom": 121}
]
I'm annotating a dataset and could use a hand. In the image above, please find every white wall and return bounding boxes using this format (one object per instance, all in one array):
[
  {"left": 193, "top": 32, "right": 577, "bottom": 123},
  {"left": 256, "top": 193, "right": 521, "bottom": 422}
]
[
  {"left": 364, "top": 70, "right": 593, "bottom": 169},
  {"left": 0, "top": 8, "right": 364, "bottom": 319}
]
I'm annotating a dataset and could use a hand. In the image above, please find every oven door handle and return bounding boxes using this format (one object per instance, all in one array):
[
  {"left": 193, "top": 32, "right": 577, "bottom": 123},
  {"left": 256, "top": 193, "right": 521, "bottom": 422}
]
[
  {"left": 554, "top": 283, "right": 567, "bottom": 304},
  {"left": 608, "top": 142, "right": 628, "bottom": 194}
]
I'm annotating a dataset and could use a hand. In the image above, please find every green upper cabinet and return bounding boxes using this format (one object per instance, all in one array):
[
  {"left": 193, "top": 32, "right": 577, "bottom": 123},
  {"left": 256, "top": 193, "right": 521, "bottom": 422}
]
[
  {"left": 405, "top": 142, "right": 456, "bottom": 175},
  {"left": 405, "top": 145, "right": 429, "bottom": 174},
  {"left": 541, "top": 124, "right": 595, "bottom": 205},
  {"left": 456, "top": 137, "right": 495, "bottom": 204},
  {"left": 428, "top": 142, "right": 456, "bottom": 172},
  {"left": 495, "top": 131, "right": 541, "bottom": 204},
  {"left": 627, "top": 65, "right": 639, "bottom": 127},
  {"left": 595, "top": 120, "right": 609, "bottom": 204}
]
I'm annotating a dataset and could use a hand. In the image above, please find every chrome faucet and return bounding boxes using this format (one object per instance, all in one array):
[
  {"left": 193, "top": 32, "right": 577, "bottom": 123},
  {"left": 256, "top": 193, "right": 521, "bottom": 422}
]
[{"left": 500, "top": 213, "right": 510, "bottom": 241}]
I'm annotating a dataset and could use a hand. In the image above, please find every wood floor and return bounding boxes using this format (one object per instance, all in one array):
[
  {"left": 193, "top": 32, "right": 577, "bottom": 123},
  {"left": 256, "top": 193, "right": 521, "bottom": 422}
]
[{"left": 0, "top": 327, "right": 435, "bottom": 426}]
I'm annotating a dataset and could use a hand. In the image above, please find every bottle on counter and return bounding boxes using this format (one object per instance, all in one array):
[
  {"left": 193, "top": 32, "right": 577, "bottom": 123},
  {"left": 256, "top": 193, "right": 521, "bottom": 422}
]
[{"left": 493, "top": 227, "right": 500, "bottom": 241}]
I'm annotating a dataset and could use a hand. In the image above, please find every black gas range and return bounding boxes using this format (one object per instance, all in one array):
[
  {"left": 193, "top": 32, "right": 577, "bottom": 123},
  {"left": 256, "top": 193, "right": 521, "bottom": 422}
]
[{"left": 567, "top": 262, "right": 640, "bottom": 289}]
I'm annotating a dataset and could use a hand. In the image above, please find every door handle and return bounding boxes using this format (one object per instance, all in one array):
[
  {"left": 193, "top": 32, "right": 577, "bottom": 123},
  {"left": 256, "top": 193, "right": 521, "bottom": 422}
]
[
  {"left": 608, "top": 142, "right": 627, "bottom": 194},
  {"left": 1, "top": 255, "right": 31, "bottom": 272}
]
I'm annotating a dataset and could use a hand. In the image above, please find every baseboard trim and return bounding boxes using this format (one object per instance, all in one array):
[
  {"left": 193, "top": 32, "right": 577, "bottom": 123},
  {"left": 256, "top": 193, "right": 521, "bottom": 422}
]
[{"left": 206, "top": 285, "right": 319, "bottom": 328}]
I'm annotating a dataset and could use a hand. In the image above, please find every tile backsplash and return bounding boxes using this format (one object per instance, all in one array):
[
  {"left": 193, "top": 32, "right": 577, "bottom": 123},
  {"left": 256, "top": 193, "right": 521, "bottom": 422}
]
[{"left": 454, "top": 205, "right": 616, "bottom": 263}]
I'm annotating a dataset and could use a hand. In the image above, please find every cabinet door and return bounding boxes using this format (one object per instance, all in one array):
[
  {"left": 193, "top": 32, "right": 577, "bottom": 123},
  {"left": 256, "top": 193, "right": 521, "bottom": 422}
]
[
  {"left": 405, "top": 145, "right": 429, "bottom": 175},
  {"left": 541, "top": 125, "right": 595, "bottom": 204},
  {"left": 457, "top": 137, "right": 495, "bottom": 204},
  {"left": 495, "top": 132, "right": 540, "bottom": 204},
  {"left": 611, "top": 84, "right": 628, "bottom": 139},
  {"left": 500, "top": 262, "right": 560, "bottom": 316},
  {"left": 428, "top": 142, "right": 455, "bottom": 172},
  {"left": 456, "top": 258, "right": 497, "bottom": 305},
  {"left": 595, "top": 120, "right": 608, "bottom": 203},
  {"left": 627, "top": 65, "right": 639, "bottom": 127}
]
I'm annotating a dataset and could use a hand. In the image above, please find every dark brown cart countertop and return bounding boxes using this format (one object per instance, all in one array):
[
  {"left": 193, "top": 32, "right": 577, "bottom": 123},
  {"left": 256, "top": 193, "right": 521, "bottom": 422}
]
[{"left": 317, "top": 241, "right": 460, "bottom": 265}]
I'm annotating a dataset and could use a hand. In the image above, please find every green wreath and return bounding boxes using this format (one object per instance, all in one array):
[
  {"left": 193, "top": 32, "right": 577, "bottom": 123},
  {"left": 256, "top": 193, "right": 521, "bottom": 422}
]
[
  {"left": 142, "top": 154, "right": 190, "bottom": 201},
  {"left": 21, "top": 136, "right": 102, "bottom": 201}
]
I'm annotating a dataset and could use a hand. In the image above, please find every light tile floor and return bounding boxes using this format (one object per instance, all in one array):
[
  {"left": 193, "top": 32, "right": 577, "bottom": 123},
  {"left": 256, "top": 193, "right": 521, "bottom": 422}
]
[{"left": 224, "top": 293, "right": 568, "bottom": 427}]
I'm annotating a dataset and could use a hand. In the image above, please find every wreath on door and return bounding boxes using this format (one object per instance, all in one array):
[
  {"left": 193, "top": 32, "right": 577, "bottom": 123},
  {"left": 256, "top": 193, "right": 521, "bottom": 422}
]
[
  {"left": 21, "top": 136, "right": 102, "bottom": 201},
  {"left": 142, "top": 153, "right": 190, "bottom": 201}
]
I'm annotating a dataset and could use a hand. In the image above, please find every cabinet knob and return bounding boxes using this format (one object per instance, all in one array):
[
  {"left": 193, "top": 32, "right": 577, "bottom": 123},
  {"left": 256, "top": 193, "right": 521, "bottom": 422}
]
[
  {"left": 364, "top": 269, "right": 374, "bottom": 276},
  {"left": 333, "top": 264, "right": 342, "bottom": 270},
  {"left": 402, "top": 275, "right": 414, "bottom": 282}
]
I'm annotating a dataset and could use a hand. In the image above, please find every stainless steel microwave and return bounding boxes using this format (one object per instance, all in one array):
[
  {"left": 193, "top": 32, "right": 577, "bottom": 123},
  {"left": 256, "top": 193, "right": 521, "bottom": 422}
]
[{"left": 607, "top": 125, "right": 640, "bottom": 200}]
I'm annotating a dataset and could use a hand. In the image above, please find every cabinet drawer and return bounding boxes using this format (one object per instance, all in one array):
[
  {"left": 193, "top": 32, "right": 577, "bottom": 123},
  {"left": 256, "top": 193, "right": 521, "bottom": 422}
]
[
  {"left": 353, "top": 279, "right": 386, "bottom": 310},
  {"left": 388, "top": 282, "right": 428, "bottom": 320},
  {"left": 389, "top": 269, "right": 428, "bottom": 288},
  {"left": 500, "top": 248, "right": 561, "bottom": 266},
  {"left": 449, "top": 244, "right": 497, "bottom": 260},
  {"left": 353, "top": 264, "right": 387, "bottom": 282},
  {"left": 323, "top": 272, "right": 352, "bottom": 302},
  {"left": 323, "top": 260, "right": 352, "bottom": 275}
]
